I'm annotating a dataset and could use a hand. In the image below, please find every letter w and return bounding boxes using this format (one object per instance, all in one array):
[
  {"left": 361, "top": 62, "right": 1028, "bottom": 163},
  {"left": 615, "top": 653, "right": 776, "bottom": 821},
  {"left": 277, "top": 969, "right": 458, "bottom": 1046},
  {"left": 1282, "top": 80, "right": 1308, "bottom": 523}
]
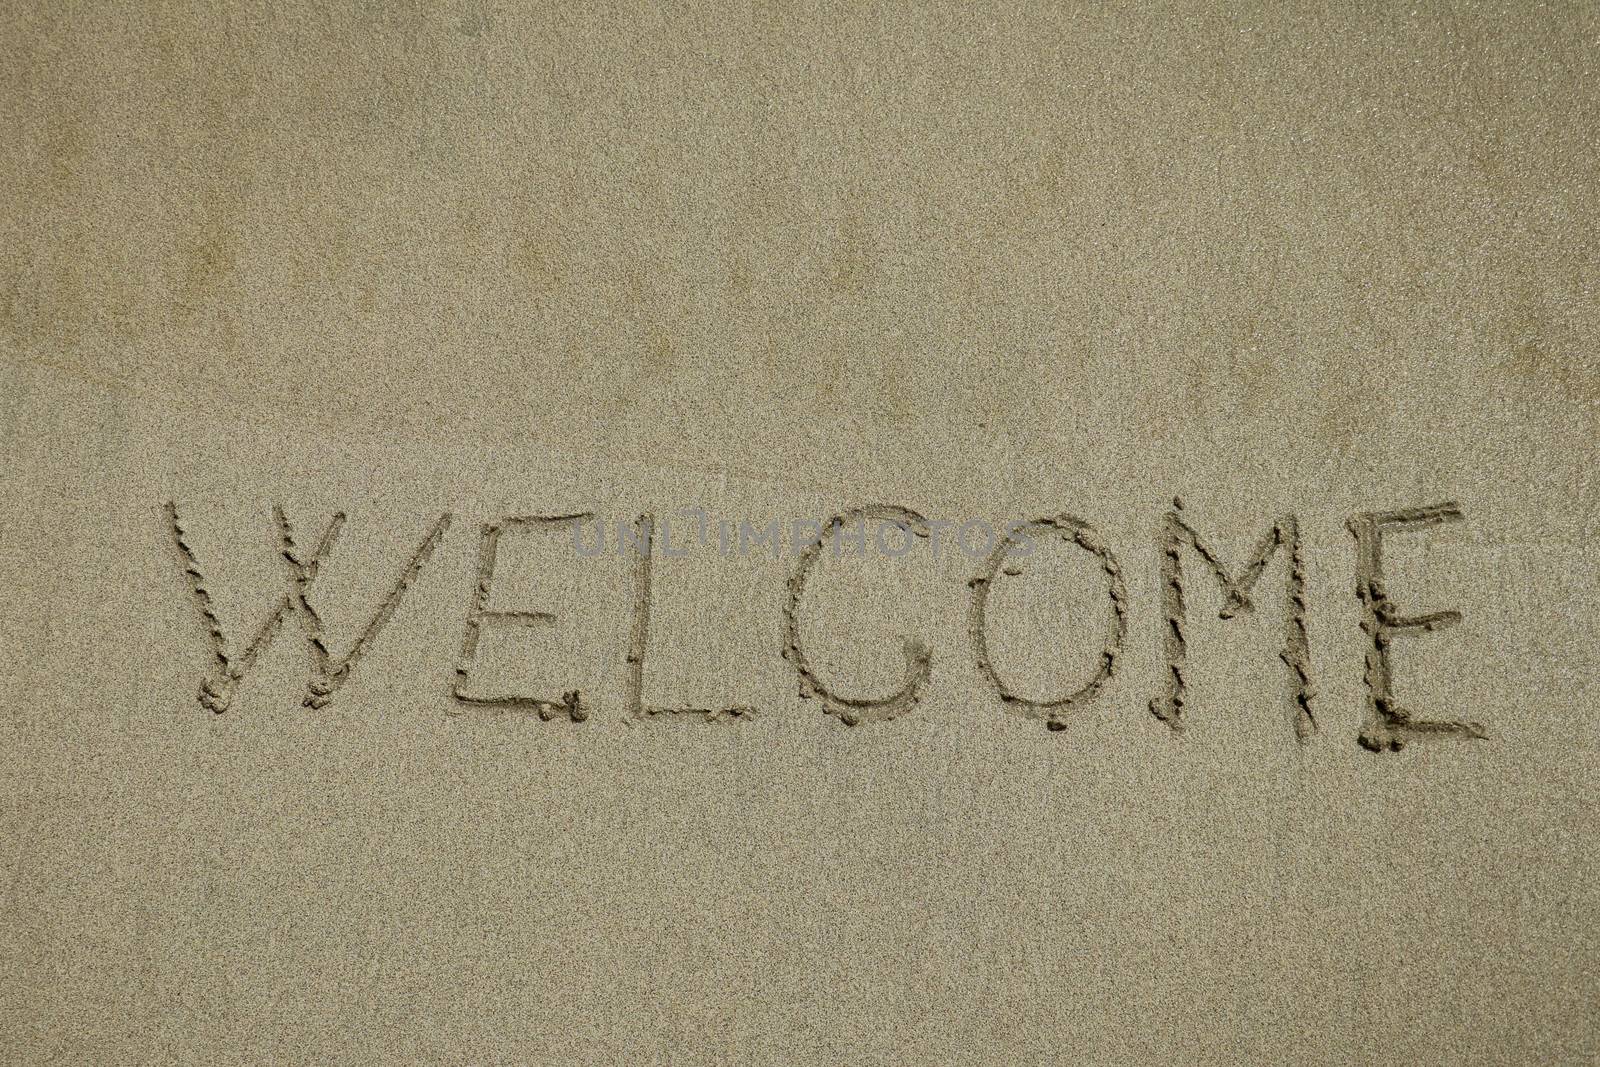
[{"left": 166, "top": 503, "right": 450, "bottom": 712}]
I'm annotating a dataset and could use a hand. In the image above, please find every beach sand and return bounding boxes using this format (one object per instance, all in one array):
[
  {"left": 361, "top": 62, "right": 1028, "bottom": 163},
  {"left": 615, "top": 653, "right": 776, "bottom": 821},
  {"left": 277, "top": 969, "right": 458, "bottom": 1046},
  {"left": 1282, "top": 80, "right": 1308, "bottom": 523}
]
[{"left": 2, "top": 4, "right": 1597, "bottom": 1062}]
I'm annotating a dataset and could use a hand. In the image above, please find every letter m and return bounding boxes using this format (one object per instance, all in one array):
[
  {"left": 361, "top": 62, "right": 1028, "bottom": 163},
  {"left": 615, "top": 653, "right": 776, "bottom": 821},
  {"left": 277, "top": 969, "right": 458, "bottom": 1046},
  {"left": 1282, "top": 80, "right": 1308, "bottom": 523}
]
[{"left": 1149, "top": 499, "right": 1315, "bottom": 741}]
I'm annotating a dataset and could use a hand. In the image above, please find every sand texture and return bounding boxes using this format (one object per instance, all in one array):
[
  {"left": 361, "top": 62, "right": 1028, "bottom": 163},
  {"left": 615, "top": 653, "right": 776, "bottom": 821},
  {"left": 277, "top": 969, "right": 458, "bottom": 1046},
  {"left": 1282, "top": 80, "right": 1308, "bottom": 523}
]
[{"left": 2, "top": 3, "right": 1597, "bottom": 1063}]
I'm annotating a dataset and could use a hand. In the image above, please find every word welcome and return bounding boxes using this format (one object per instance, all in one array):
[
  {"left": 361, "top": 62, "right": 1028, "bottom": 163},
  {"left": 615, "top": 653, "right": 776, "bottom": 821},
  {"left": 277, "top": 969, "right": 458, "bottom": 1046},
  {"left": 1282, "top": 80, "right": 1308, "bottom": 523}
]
[{"left": 164, "top": 499, "right": 1487, "bottom": 753}]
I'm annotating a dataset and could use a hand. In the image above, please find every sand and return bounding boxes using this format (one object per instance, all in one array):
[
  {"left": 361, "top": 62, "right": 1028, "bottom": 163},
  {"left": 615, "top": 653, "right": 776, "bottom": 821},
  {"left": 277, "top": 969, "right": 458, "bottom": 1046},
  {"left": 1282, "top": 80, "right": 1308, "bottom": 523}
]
[{"left": 2, "top": 3, "right": 1597, "bottom": 1063}]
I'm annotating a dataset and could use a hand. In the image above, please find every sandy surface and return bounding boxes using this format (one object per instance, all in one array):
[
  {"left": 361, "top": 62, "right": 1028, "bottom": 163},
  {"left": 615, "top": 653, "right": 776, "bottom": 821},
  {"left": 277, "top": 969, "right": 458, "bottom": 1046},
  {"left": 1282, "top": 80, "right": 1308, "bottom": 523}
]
[{"left": 2, "top": 3, "right": 1597, "bottom": 1063}]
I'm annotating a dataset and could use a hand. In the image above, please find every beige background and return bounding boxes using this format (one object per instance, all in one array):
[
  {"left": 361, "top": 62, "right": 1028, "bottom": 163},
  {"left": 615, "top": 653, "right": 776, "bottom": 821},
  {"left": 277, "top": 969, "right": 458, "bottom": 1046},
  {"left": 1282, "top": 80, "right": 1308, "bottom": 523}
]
[{"left": 3, "top": 2, "right": 1597, "bottom": 1063}]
